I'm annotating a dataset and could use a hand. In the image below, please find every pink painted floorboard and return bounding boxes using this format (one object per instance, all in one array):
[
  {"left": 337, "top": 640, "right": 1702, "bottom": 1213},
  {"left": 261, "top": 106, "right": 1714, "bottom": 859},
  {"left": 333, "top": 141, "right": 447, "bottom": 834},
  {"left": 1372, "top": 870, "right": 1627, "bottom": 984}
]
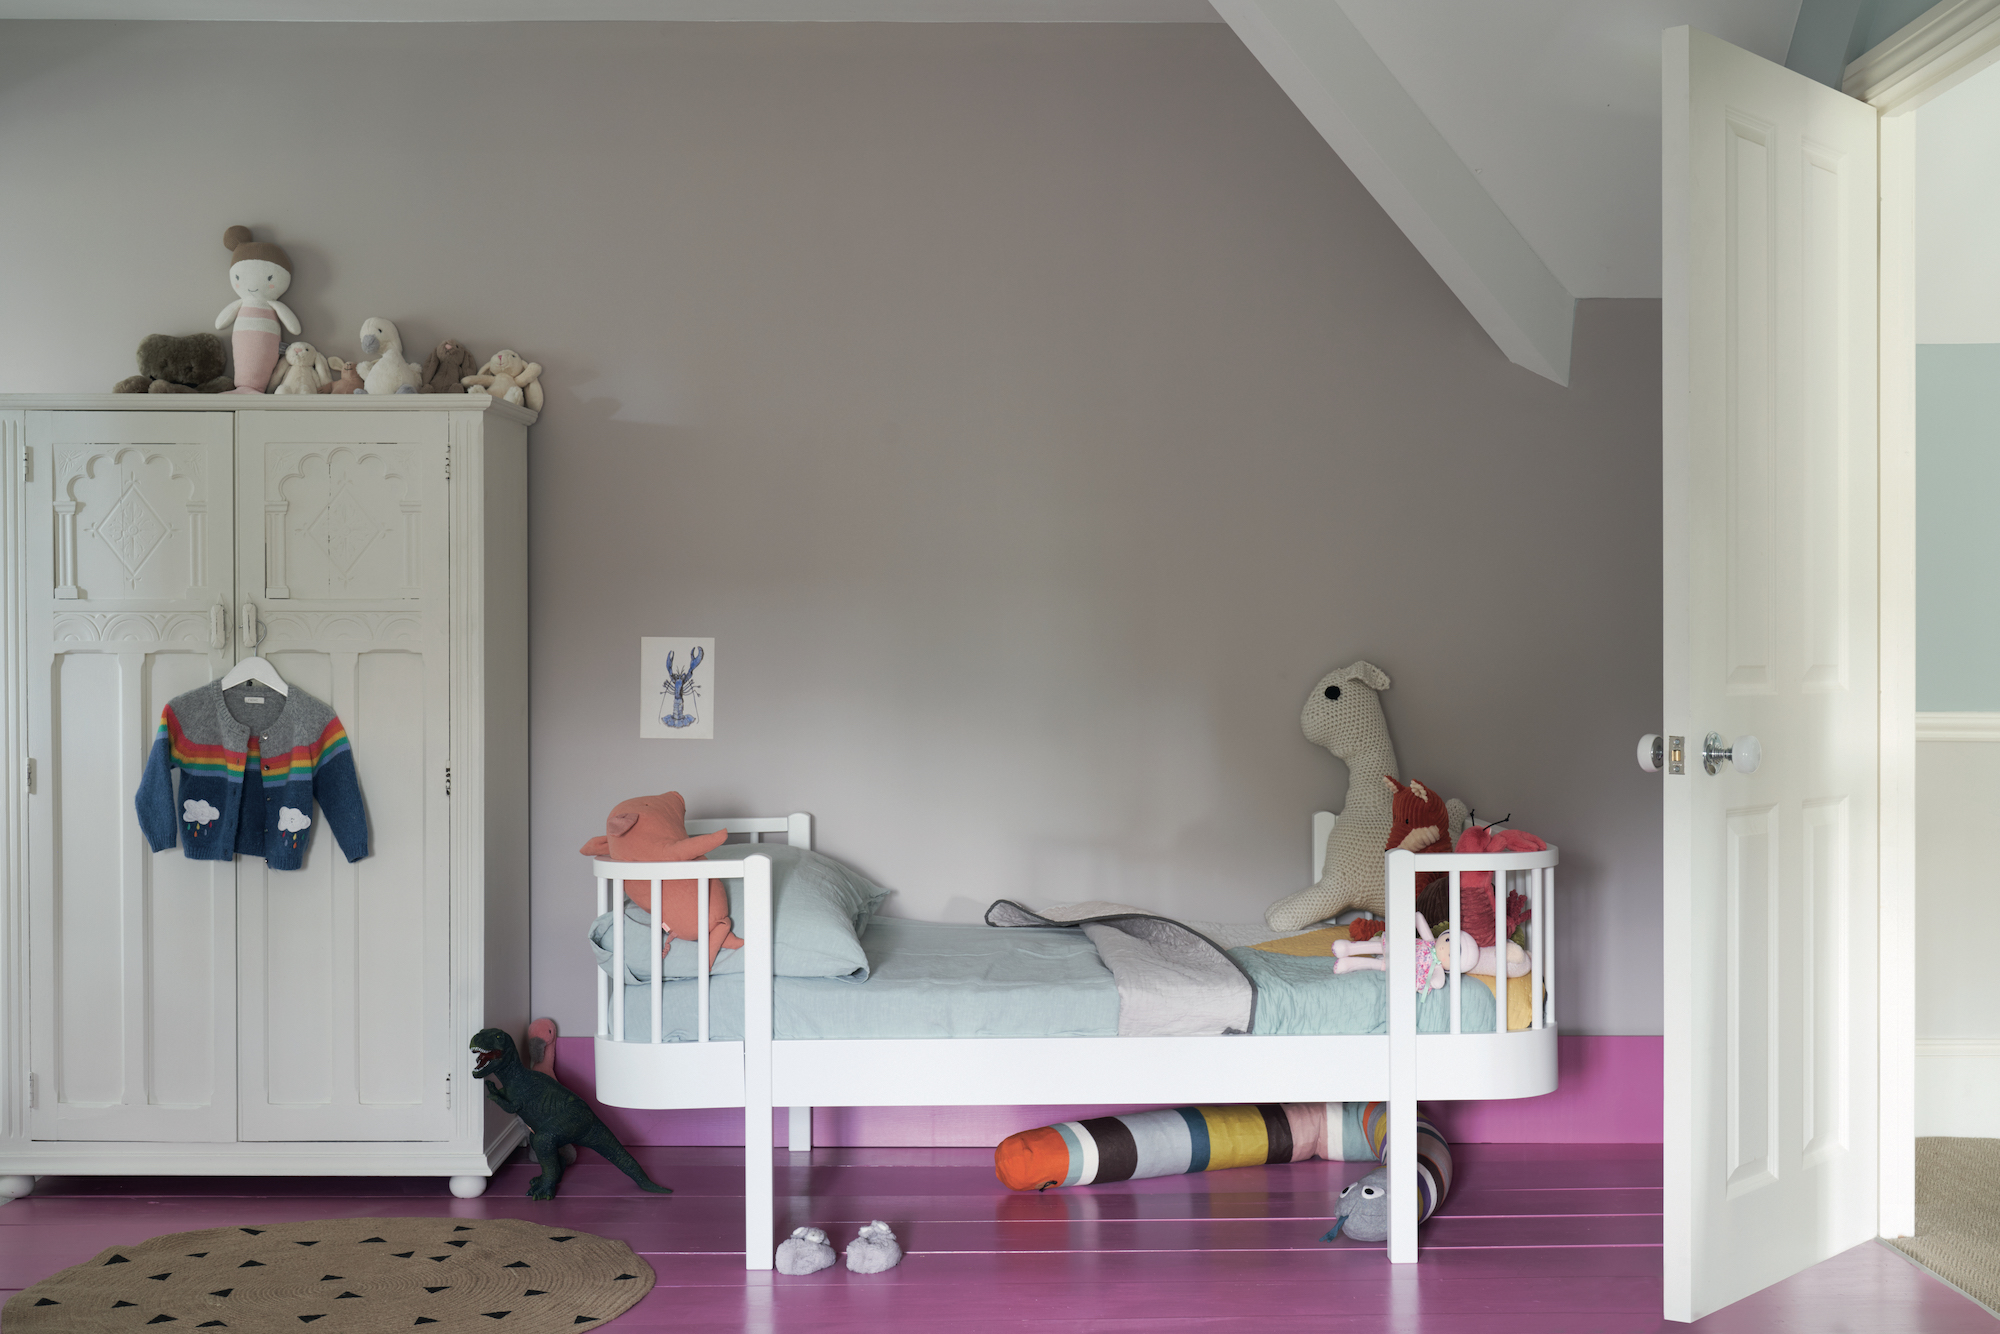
[
  {"left": 552, "top": 1033, "right": 1665, "bottom": 1148},
  {"left": 0, "top": 1145, "right": 1985, "bottom": 1331}
]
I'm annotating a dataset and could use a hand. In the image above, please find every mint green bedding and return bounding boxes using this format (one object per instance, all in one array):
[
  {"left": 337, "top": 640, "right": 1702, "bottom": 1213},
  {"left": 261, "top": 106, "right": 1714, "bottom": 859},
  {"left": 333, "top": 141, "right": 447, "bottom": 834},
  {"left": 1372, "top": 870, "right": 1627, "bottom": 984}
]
[{"left": 604, "top": 918, "right": 1498, "bottom": 1042}]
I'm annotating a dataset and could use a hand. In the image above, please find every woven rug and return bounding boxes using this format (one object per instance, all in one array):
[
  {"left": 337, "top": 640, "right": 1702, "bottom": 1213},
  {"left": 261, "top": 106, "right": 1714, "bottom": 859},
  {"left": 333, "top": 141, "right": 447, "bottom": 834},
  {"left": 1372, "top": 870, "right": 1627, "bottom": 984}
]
[
  {"left": 0, "top": 1216, "right": 654, "bottom": 1332},
  {"left": 1891, "top": 1137, "right": 2000, "bottom": 1313}
]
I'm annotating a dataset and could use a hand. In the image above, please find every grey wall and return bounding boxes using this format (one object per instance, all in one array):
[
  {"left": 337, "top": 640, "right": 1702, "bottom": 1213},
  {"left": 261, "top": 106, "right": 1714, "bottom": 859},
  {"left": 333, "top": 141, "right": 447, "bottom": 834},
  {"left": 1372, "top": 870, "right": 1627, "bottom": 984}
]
[{"left": 0, "top": 21, "right": 1664, "bottom": 1035}]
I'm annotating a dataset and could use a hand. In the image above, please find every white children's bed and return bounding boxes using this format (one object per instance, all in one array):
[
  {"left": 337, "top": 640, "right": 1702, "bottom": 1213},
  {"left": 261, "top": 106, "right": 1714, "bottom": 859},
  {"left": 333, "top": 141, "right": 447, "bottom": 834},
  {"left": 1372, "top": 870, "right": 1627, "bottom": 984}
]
[{"left": 588, "top": 814, "right": 1560, "bottom": 1267}]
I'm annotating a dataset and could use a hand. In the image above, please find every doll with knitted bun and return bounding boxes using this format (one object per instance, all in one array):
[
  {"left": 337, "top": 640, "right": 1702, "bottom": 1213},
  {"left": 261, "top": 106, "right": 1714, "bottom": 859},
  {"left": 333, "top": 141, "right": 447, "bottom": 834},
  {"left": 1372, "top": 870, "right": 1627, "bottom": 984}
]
[{"left": 213, "top": 226, "right": 300, "bottom": 394}]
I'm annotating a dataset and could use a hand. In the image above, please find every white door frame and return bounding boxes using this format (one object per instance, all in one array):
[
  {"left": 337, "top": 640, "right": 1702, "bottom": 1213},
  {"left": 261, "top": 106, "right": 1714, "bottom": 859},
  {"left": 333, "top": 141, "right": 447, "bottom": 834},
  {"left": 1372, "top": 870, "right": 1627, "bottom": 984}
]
[{"left": 1842, "top": 0, "right": 2000, "bottom": 1243}]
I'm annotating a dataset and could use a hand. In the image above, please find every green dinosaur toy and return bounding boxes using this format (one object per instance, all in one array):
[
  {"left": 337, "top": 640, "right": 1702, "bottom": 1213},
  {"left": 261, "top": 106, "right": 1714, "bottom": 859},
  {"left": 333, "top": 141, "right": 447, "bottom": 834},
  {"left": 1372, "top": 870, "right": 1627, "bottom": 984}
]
[{"left": 470, "top": 1028, "right": 674, "bottom": 1201}]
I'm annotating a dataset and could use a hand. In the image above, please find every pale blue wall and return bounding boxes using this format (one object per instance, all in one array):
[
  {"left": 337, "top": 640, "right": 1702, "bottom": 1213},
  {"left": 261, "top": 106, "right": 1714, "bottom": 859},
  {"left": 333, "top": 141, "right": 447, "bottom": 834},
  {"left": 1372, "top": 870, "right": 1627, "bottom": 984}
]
[
  {"left": 1785, "top": 0, "right": 1940, "bottom": 87},
  {"left": 1917, "top": 344, "right": 2000, "bottom": 710}
]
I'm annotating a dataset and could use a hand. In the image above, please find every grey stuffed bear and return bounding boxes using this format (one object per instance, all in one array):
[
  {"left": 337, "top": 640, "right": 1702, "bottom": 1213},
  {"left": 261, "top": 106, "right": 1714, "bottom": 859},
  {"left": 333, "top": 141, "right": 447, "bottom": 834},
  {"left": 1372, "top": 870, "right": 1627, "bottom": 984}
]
[
  {"left": 113, "top": 332, "right": 234, "bottom": 394},
  {"left": 419, "top": 338, "right": 476, "bottom": 393}
]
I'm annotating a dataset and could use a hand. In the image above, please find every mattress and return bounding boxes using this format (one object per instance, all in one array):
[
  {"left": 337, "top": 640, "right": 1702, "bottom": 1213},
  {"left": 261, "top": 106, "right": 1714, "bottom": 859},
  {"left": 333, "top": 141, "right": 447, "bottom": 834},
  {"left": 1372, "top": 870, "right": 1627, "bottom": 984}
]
[{"left": 604, "top": 917, "right": 1499, "bottom": 1041}]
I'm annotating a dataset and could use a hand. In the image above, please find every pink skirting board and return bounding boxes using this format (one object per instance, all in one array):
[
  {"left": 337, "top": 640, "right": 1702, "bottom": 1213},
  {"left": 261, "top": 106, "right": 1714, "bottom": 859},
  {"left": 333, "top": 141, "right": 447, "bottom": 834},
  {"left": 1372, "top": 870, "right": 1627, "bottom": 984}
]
[{"left": 553, "top": 1034, "right": 1663, "bottom": 1147}]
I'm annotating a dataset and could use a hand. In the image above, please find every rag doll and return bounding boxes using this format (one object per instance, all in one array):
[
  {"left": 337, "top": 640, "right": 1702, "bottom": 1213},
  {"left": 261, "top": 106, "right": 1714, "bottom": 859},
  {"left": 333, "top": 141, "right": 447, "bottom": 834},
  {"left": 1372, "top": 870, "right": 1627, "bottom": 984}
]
[
  {"left": 214, "top": 226, "right": 301, "bottom": 393},
  {"left": 580, "top": 790, "right": 744, "bottom": 969}
]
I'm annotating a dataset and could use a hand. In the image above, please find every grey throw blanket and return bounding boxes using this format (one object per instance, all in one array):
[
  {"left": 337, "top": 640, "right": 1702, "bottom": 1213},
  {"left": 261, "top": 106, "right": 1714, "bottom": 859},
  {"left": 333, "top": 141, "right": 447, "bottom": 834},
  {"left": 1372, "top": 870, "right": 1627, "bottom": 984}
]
[{"left": 985, "top": 900, "right": 1256, "bottom": 1036}]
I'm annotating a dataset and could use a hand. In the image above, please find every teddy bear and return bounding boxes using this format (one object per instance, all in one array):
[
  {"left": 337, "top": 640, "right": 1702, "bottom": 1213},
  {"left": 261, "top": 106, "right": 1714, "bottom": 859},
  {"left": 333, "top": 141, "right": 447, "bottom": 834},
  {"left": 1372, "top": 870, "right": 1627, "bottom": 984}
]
[
  {"left": 270, "top": 340, "right": 331, "bottom": 395},
  {"left": 579, "top": 791, "right": 744, "bottom": 969},
  {"left": 319, "top": 356, "right": 363, "bottom": 395},
  {"left": 113, "top": 332, "right": 235, "bottom": 394},
  {"left": 419, "top": 338, "right": 476, "bottom": 393},
  {"left": 463, "top": 349, "right": 544, "bottom": 411},
  {"left": 1264, "top": 662, "right": 1469, "bottom": 930}
]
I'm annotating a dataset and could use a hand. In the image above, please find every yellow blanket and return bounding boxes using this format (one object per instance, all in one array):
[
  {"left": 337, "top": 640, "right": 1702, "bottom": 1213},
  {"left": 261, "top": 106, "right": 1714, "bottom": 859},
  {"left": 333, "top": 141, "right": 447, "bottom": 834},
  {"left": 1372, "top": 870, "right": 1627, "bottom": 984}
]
[{"left": 1250, "top": 927, "right": 1538, "bottom": 1031}]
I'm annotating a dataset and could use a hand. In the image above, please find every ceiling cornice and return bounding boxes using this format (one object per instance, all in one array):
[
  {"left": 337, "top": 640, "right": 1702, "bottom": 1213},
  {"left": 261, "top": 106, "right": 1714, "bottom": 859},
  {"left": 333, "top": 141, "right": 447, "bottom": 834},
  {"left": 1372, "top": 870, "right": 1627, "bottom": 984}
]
[{"left": 0, "top": 0, "right": 1221, "bottom": 20}]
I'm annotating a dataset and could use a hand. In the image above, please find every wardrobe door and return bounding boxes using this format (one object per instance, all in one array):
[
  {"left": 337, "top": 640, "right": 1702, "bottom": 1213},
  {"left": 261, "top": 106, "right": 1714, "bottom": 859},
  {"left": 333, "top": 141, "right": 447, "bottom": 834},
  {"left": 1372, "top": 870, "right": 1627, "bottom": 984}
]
[
  {"left": 233, "top": 412, "right": 452, "bottom": 1141},
  {"left": 24, "top": 411, "right": 239, "bottom": 1141}
]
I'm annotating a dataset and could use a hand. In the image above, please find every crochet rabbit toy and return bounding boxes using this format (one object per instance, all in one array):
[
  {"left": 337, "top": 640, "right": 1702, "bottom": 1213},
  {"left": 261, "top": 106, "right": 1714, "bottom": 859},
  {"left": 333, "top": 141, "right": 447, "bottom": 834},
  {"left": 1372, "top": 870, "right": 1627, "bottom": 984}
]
[
  {"left": 1265, "top": 663, "right": 1469, "bottom": 930},
  {"left": 270, "top": 340, "right": 331, "bottom": 395},
  {"left": 214, "top": 225, "right": 301, "bottom": 394},
  {"left": 579, "top": 790, "right": 744, "bottom": 969}
]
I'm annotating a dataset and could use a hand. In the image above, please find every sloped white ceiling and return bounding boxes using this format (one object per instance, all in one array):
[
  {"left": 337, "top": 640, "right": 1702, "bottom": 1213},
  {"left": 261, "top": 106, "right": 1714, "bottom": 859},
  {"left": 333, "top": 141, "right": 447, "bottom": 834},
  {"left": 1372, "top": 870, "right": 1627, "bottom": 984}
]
[{"left": 1335, "top": 1, "right": 1803, "bottom": 298}]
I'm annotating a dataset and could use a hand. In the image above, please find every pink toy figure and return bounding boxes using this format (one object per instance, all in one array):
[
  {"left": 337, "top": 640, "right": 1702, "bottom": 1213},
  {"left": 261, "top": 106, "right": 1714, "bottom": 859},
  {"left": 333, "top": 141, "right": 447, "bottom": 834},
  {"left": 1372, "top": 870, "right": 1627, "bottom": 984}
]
[
  {"left": 213, "top": 226, "right": 300, "bottom": 394},
  {"left": 1332, "top": 914, "right": 1449, "bottom": 990}
]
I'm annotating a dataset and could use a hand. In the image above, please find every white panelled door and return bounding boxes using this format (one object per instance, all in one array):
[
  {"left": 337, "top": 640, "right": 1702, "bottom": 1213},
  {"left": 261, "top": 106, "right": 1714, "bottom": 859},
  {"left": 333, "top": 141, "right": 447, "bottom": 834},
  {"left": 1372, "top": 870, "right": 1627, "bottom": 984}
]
[
  {"left": 234, "top": 413, "right": 453, "bottom": 1141},
  {"left": 1662, "top": 27, "right": 1880, "bottom": 1322},
  {"left": 25, "top": 412, "right": 238, "bottom": 1141}
]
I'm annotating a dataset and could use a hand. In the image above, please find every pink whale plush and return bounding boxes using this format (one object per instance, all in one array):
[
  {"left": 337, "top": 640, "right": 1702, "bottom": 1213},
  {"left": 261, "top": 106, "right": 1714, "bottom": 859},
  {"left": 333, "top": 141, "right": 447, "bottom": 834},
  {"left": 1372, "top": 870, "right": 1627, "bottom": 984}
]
[{"left": 580, "top": 791, "right": 744, "bottom": 968}]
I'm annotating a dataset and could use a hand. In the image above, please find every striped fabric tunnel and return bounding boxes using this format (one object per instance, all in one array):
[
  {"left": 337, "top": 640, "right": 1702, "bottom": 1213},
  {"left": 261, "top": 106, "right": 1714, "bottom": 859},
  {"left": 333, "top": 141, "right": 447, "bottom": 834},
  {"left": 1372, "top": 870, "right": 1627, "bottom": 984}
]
[{"left": 994, "top": 1101, "right": 1452, "bottom": 1225}]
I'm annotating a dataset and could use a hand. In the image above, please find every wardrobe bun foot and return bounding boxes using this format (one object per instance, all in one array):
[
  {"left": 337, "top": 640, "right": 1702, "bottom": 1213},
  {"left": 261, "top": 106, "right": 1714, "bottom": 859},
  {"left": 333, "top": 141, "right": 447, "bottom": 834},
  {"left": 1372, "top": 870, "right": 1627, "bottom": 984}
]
[
  {"left": 0, "top": 1175, "right": 35, "bottom": 1203},
  {"left": 448, "top": 1174, "right": 490, "bottom": 1199}
]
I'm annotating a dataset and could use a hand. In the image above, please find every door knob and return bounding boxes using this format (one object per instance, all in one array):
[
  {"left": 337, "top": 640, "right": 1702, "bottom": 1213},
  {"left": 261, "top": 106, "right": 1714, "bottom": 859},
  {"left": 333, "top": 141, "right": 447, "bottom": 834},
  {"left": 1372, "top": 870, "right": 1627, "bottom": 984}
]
[
  {"left": 239, "top": 601, "right": 261, "bottom": 649},
  {"left": 210, "top": 603, "right": 228, "bottom": 651},
  {"left": 1701, "top": 732, "right": 1760, "bottom": 776},
  {"left": 1638, "top": 734, "right": 1685, "bottom": 774}
]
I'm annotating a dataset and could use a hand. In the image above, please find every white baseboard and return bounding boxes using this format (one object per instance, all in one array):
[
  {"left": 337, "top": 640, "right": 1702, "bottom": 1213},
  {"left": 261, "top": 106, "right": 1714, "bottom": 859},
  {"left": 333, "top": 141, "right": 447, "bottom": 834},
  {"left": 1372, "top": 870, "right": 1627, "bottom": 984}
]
[{"left": 1917, "top": 1040, "right": 2000, "bottom": 1137}]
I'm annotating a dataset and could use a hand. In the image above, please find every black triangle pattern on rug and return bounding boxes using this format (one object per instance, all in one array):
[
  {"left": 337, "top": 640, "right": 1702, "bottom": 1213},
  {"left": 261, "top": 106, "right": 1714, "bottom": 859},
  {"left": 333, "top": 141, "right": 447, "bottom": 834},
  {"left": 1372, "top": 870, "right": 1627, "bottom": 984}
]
[{"left": 7, "top": 1217, "right": 652, "bottom": 1332}]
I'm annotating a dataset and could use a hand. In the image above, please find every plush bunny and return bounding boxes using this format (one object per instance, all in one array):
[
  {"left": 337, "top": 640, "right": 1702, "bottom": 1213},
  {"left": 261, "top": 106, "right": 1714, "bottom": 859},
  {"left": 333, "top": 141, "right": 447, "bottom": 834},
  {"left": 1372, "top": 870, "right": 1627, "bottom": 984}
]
[
  {"left": 270, "top": 340, "right": 331, "bottom": 395},
  {"left": 214, "top": 225, "right": 301, "bottom": 394},
  {"left": 319, "top": 356, "right": 363, "bottom": 395},
  {"left": 463, "top": 348, "right": 544, "bottom": 411},
  {"left": 419, "top": 338, "right": 476, "bottom": 393},
  {"left": 356, "top": 317, "right": 422, "bottom": 394},
  {"left": 579, "top": 791, "right": 743, "bottom": 969}
]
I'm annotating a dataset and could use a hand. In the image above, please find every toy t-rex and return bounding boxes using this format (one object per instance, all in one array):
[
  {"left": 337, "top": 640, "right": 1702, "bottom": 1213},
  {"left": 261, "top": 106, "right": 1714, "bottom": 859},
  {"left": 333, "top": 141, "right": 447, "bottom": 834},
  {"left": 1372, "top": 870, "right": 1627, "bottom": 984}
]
[{"left": 470, "top": 1028, "right": 673, "bottom": 1201}]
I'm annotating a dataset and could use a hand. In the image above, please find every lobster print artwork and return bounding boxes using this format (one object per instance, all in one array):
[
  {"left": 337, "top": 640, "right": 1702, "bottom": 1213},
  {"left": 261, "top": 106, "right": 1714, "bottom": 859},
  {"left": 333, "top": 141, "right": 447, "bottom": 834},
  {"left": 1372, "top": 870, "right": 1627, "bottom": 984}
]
[{"left": 638, "top": 637, "right": 717, "bottom": 739}]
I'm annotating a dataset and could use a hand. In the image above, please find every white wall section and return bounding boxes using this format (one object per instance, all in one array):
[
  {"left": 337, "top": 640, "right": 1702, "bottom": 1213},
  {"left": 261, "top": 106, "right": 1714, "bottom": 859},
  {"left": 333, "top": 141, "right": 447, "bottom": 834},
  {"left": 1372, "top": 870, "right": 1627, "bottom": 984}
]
[{"left": 1212, "top": 0, "right": 1576, "bottom": 384}]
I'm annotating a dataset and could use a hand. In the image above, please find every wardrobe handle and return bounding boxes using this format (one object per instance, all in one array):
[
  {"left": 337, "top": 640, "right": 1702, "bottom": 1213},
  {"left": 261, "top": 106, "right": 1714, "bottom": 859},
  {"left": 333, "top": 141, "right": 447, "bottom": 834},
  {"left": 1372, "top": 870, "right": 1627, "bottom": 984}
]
[
  {"left": 211, "top": 603, "right": 228, "bottom": 651},
  {"left": 240, "top": 601, "right": 261, "bottom": 649}
]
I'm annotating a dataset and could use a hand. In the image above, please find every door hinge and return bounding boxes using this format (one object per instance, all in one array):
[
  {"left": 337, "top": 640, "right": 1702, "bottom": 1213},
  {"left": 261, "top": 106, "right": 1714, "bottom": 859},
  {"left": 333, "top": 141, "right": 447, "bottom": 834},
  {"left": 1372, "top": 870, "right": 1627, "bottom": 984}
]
[
  {"left": 23, "top": 758, "right": 34, "bottom": 795},
  {"left": 445, "top": 1070, "right": 452, "bottom": 1109},
  {"left": 19, "top": 445, "right": 28, "bottom": 483},
  {"left": 27, "top": 1072, "right": 35, "bottom": 1109},
  {"left": 444, "top": 443, "right": 451, "bottom": 481},
  {"left": 444, "top": 765, "right": 452, "bottom": 797}
]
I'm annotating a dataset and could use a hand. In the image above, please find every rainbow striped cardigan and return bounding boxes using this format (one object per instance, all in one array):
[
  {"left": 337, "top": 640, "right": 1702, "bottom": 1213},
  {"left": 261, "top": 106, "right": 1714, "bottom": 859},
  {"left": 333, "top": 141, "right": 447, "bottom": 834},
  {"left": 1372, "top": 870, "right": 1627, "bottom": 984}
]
[{"left": 134, "top": 682, "right": 368, "bottom": 869}]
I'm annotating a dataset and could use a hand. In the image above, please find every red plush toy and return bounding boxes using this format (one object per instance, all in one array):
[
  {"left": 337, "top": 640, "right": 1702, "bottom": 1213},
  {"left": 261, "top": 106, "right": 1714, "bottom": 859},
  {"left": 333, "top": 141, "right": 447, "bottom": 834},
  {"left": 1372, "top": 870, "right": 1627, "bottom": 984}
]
[
  {"left": 1384, "top": 775, "right": 1452, "bottom": 902},
  {"left": 580, "top": 791, "right": 745, "bottom": 968}
]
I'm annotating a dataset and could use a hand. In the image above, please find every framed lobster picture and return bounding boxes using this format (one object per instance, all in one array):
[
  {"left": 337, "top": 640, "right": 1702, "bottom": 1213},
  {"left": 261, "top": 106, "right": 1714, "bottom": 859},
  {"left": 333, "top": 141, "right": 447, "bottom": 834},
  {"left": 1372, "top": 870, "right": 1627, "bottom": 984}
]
[{"left": 639, "top": 636, "right": 716, "bottom": 739}]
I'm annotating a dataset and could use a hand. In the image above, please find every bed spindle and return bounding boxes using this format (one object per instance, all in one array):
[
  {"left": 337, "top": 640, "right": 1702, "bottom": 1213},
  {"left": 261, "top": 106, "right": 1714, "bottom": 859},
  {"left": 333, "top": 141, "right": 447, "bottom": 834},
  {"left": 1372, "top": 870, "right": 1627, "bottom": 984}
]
[
  {"left": 1546, "top": 868, "right": 1557, "bottom": 1028},
  {"left": 698, "top": 877, "right": 711, "bottom": 1044},
  {"left": 612, "top": 878, "right": 625, "bottom": 1042},
  {"left": 1448, "top": 869, "right": 1461, "bottom": 1036},
  {"left": 596, "top": 874, "right": 609, "bottom": 1039},
  {"left": 1494, "top": 873, "right": 1506, "bottom": 1035},
  {"left": 650, "top": 881, "right": 664, "bottom": 1044},
  {"left": 1531, "top": 868, "right": 1544, "bottom": 1031}
]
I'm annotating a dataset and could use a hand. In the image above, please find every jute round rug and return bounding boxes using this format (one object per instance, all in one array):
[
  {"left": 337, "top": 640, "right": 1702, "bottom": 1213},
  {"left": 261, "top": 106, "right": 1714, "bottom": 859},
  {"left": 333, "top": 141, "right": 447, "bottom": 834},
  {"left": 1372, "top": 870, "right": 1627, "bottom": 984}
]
[{"left": 0, "top": 1216, "right": 654, "bottom": 1332}]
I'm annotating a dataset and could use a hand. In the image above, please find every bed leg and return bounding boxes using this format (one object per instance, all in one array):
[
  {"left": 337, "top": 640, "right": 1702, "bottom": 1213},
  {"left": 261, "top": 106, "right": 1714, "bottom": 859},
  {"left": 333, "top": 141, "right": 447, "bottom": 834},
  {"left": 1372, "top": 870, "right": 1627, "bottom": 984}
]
[
  {"left": 788, "top": 1106, "right": 812, "bottom": 1154},
  {"left": 743, "top": 854, "right": 776, "bottom": 1271}
]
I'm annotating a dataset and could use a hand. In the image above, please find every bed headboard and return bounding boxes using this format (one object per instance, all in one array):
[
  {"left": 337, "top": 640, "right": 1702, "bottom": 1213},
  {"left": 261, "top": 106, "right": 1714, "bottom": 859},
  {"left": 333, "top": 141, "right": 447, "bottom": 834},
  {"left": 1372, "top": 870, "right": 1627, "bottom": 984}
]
[
  {"left": 686, "top": 813, "right": 813, "bottom": 850},
  {"left": 1311, "top": 810, "right": 1336, "bottom": 884}
]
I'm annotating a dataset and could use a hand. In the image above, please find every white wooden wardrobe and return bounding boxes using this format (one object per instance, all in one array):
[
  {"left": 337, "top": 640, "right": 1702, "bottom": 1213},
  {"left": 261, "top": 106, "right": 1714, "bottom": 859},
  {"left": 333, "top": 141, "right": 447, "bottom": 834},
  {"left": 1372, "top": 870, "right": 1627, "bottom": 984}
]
[{"left": 0, "top": 396, "right": 530, "bottom": 1197}]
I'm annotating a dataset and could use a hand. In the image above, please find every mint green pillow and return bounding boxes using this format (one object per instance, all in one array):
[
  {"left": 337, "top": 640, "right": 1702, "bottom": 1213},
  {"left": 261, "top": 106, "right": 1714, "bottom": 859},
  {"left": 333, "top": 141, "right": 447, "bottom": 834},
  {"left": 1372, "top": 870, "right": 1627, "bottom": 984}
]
[{"left": 590, "top": 843, "right": 886, "bottom": 982}]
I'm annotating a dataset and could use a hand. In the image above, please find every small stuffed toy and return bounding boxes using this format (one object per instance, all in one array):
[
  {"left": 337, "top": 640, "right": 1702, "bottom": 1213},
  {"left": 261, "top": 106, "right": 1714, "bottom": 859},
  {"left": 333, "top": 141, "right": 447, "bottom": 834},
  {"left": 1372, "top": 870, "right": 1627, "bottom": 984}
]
[
  {"left": 113, "top": 332, "right": 234, "bottom": 394},
  {"left": 356, "top": 317, "right": 422, "bottom": 394},
  {"left": 844, "top": 1221, "right": 902, "bottom": 1274},
  {"left": 776, "top": 1227, "right": 836, "bottom": 1276},
  {"left": 1266, "top": 663, "right": 1469, "bottom": 930},
  {"left": 319, "top": 356, "right": 363, "bottom": 395},
  {"left": 1331, "top": 912, "right": 1448, "bottom": 990},
  {"left": 464, "top": 348, "right": 544, "bottom": 411},
  {"left": 270, "top": 340, "right": 331, "bottom": 395},
  {"left": 214, "top": 225, "right": 301, "bottom": 394},
  {"left": 419, "top": 338, "right": 476, "bottom": 393},
  {"left": 579, "top": 791, "right": 744, "bottom": 969},
  {"left": 1326, "top": 1166, "right": 1393, "bottom": 1242}
]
